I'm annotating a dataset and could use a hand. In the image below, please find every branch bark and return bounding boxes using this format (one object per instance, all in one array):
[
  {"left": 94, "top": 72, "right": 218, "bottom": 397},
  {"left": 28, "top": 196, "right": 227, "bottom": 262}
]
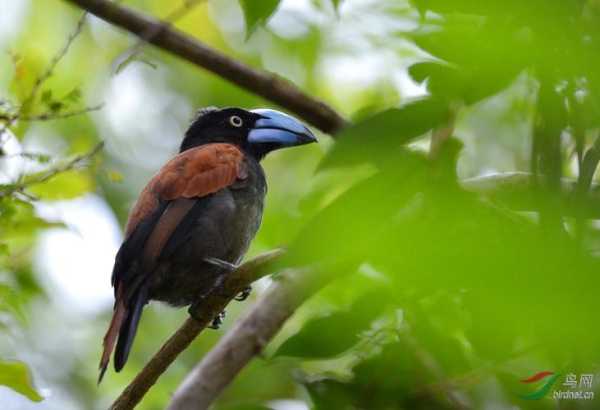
[
  {"left": 109, "top": 249, "right": 284, "bottom": 410},
  {"left": 63, "top": 0, "right": 347, "bottom": 135},
  {"left": 166, "top": 268, "right": 332, "bottom": 410}
]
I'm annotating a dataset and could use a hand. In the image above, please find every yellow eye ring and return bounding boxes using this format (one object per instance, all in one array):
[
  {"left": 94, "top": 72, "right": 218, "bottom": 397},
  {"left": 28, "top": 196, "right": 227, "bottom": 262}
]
[{"left": 230, "top": 115, "right": 243, "bottom": 127}]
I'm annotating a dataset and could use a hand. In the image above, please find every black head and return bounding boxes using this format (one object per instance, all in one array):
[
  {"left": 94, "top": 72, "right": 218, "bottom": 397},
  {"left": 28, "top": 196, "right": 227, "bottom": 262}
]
[{"left": 180, "top": 107, "right": 317, "bottom": 159}]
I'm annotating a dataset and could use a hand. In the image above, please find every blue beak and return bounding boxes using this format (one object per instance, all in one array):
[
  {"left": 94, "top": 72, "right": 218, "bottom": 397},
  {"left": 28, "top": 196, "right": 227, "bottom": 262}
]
[{"left": 249, "top": 109, "right": 317, "bottom": 146}]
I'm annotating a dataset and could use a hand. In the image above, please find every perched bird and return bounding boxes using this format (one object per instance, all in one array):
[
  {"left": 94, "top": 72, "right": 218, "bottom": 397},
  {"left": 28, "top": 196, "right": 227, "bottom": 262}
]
[{"left": 99, "top": 107, "right": 316, "bottom": 382}]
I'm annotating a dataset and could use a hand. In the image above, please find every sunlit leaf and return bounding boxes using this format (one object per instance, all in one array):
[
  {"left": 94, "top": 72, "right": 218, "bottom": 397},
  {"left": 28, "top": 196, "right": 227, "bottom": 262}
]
[
  {"left": 28, "top": 170, "right": 94, "bottom": 200},
  {"left": 332, "top": 0, "right": 344, "bottom": 11},
  {"left": 0, "top": 284, "right": 26, "bottom": 323},
  {"left": 40, "top": 89, "right": 52, "bottom": 104},
  {"left": 318, "top": 98, "right": 449, "bottom": 170},
  {"left": 63, "top": 87, "right": 81, "bottom": 102},
  {"left": 106, "top": 169, "right": 124, "bottom": 183},
  {"left": 239, "top": 0, "right": 281, "bottom": 38},
  {"left": 0, "top": 360, "right": 43, "bottom": 402}
]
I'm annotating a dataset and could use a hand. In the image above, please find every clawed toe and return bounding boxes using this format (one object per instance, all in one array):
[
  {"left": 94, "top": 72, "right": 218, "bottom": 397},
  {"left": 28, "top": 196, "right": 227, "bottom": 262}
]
[
  {"left": 234, "top": 286, "right": 252, "bottom": 301},
  {"left": 204, "top": 257, "right": 239, "bottom": 272},
  {"left": 208, "top": 310, "right": 226, "bottom": 329}
]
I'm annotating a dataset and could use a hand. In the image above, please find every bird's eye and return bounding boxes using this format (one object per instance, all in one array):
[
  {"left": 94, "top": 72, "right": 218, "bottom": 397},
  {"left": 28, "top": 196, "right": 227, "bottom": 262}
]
[{"left": 229, "top": 115, "right": 243, "bottom": 127}]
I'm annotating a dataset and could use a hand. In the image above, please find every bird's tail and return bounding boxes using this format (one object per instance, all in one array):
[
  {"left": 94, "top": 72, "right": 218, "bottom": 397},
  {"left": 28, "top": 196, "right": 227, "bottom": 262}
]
[
  {"left": 114, "top": 285, "right": 148, "bottom": 374},
  {"left": 98, "top": 297, "right": 127, "bottom": 384},
  {"left": 98, "top": 285, "right": 148, "bottom": 384}
]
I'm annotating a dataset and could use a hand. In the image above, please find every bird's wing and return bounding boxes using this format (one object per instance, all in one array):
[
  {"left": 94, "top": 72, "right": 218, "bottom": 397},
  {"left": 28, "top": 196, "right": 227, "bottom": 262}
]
[
  {"left": 99, "top": 142, "right": 246, "bottom": 380},
  {"left": 125, "top": 142, "right": 247, "bottom": 237}
]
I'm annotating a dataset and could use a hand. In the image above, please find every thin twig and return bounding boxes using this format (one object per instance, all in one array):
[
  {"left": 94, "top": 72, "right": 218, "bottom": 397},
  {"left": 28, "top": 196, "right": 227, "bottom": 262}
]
[
  {"left": 0, "top": 12, "right": 88, "bottom": 145},
  {"left": 109, "top": 249, "right": 285, "bottom": 410},
  {"left": 22, "top": 12, "right": 88, "bottom": 110},
  {"left": 0, "top": 104, "right": 104, "bottom": 123},
  {"left": 113, "top": 0, "right": 207, "bottom": 73},
  {"left": 0, "top": 142, "right": 104, "bottom": 199},
  {"left": 64, "top": 0, "right": 348, "bottom": 134}
]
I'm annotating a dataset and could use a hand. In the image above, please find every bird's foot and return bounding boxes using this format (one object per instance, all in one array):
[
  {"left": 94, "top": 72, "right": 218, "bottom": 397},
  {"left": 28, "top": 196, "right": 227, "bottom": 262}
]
[
  {"left": 234, "top": 286, "right": 252, "bottom": 301},
  {"left": 204, "top": 257, "right": 239, "bottom": 272},
  {"left": 208, "top": 310, "right": 226, "bottom": 329}
]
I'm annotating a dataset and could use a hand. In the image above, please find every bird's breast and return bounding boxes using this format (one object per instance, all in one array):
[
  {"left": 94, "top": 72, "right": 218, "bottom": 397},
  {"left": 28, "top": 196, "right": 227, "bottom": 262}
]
[{"left": 148, "top": 159, "right": 267, "bottom": 306}]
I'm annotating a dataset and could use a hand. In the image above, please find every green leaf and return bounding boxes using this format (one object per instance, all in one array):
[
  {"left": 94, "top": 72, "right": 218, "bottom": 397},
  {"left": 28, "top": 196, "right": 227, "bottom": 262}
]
[
  {"left": 239, "top": 0, "right": 281, "bottom": 39},
  {"left": 28, "top": 170, "right": 94, "bottom": 200},
  {"left": 48, "top": 101, "right": 63, "bottom": 113},
  {"left": 40, "top": 89, "right": 52, "bottom": 104},
  {"left": 0, "top": 360, "right": 43, "bottom": 402},
  {"left": 274, "top": 289, "right": 389, "bottom": 358},
  {"left": 0, "top": 198, "right": 60, "bottom": 240},
  {"left": 0, "top": 284, "right": 26, "bottom": 323},
  {"left": 318, "top": 98, "right": 449, "bottom": 170},
  {"left": 332, "top": 0, "right": 343, "bottom": 10},
  {"left": 63, "top": 87, "right": 81, "bottom": 102},
  {"left": 106, "top": 169, "right": 124, "bottom": 183}
]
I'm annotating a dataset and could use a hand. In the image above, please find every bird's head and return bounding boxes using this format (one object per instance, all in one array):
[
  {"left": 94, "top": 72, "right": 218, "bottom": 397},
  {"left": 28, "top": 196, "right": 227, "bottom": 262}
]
[{"left": 181, "top": 107, "right": 317, "bottom": 159}]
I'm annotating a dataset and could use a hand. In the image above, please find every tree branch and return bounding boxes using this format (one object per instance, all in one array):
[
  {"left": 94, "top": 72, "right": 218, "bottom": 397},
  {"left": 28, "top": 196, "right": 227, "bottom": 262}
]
[
  {"left": 63, "top": 0, "right": 348, "bottom": 134},
  {"left": 109, "top": 249, "right": 284, "bottom": 410},
  {"left": 462, "top": 171, "right": 600, "bottom": 218},
  {"left": 166, "top": 268, "right": 332, "bottom": 410},
  {"left": 113, "top": 0, "right": 207, "bottom": 73}
]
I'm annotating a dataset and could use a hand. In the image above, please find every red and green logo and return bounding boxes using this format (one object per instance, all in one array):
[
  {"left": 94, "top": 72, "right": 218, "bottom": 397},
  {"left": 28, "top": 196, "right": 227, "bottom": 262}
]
[{"left": 519, "top": 371, "right": 560, "bottom": 400}]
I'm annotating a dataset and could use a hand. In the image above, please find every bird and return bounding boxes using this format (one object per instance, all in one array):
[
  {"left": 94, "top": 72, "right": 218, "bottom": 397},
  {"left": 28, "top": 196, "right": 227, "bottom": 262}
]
[{"left": 98, "top": 107, "right": 316, "bottom": 382}]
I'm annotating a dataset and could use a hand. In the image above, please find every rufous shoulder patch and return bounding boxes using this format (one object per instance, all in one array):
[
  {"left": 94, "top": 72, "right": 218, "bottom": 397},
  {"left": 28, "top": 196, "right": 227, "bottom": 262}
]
[{"left": 125, "top": 143, "right": 246, "bottom": 236}]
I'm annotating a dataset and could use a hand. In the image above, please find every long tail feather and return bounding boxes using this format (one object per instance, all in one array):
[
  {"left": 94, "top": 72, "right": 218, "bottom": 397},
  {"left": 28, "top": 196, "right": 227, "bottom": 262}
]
[
  {"left": 114, "top": 285, "right": 148, "bottom": 372},
  {"left": 98, "top": 298, "right": 127, "bottom": 384}
]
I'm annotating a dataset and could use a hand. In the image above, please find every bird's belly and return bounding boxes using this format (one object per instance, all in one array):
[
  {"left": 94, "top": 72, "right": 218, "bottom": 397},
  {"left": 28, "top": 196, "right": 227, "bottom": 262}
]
[{"left": 148, "top": 186, "right": 264, "bottom": 307}]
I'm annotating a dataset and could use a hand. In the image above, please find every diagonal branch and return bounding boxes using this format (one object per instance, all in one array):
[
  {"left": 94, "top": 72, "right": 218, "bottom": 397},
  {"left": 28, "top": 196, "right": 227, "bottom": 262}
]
[
  {"left": 166, "top": 267, "right": 333, "bottom": 410},
  {"left": 63, "top": 0, "right": 348, "bottom": 134},
  {"left": 109, "top": 249, "right": 284, "bottom": 410}
]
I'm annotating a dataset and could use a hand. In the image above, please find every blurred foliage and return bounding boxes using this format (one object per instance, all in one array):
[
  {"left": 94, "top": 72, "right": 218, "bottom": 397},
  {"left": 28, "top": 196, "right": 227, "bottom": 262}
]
[
  {"left": 2, "top": 0, "right": 600, "bottom": 409},
  {"left": 239, "top": 0, "right": 281, "bottom": 38},
  {"left": 0, "top": 361, "right": 42, "bottom": 403}
]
